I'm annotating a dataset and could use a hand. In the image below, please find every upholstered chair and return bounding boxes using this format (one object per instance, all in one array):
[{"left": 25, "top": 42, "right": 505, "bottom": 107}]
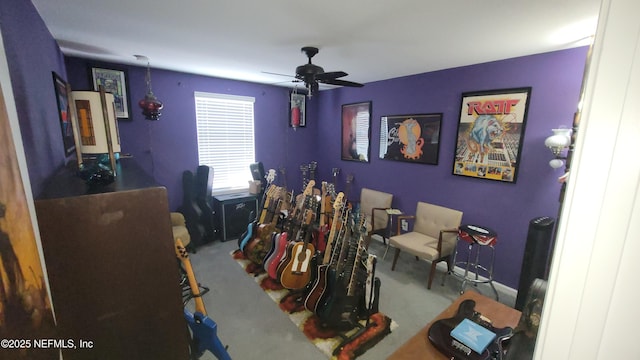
[
  {"left": 389, "top": 202, "right": 463, "bottom": 289},
  {"left": 359, "top": 188, "right": 394, "bottom": 248}
]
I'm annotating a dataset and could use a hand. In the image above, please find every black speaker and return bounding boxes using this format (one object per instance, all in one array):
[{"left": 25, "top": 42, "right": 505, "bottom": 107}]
[
  {"left": 515, "top": 216, "right": 555, "bottom": 311},
  {"left": 213, "top": 193, "right": 258, "bottom": 242}
]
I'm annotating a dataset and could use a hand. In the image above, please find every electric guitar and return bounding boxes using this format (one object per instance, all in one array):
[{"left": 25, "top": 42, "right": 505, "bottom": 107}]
[
  {"left": 265, "top": 232, "right": 288, "bottom": 279},
  {"left": 279, "top": 197, "right": 318, "bottom": 290},
  {"left": 304, "top": 192, "right": 345, "bottom": 313},
  {"left": 427, "top": 299, "right": 514, "bottom": 360},
  {"left": 314, "top": 181, "right": 330, "bottom": 252},
  {"left": 245, "top": 187, "right": 283, "bottom": 264},
  {"left": 239, "top": 185, "right": 277, "bottom": 252},
  {"left": 175, "top": 238, "right": 231, "bottom": 360},
  {"left": 318, "top": 210, "right": 367, "bottom": 329}
]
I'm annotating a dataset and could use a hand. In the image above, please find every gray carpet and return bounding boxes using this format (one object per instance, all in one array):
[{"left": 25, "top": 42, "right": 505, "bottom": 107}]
[{"left": 187, "top": 237, "right": 516, "bottom": 360}]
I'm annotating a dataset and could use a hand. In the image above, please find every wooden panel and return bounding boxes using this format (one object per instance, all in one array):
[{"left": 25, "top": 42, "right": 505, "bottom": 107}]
[{"left": 35, "top": 187, "right": 189, "bottom": 360}]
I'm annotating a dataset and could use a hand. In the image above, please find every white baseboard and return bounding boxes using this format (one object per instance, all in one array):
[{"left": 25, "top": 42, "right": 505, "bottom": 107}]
[
  {"left": 434, "top": 262, "right": 517, "bottom": 300},
  {"left": 371, "top": 235, "right": 517, "bottom": 300}
]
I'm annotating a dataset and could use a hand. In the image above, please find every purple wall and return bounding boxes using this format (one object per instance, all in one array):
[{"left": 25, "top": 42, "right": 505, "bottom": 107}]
[
  {"left": 65, "top": 57, "right": 319, "bottom": 211},
  {"left": 314, "top": 47, "right": 588, "bottom": 288},
  {"left": 3, "top": 0, "right": 587, "bottom": 289},
  {"left": 0, "top": 0, "right": 69, "bottom": 195}
]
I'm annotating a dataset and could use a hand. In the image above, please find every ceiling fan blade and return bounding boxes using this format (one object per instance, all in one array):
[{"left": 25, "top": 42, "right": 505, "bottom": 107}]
[
  {"left": 319, "top": 78, "right": 364, "bottom": 87},
  {"left": 315, "top": 71, "right": 347, "bottom": 80},
  {"left": 261, "top": 71, "right": 295, "bottom": 78}
]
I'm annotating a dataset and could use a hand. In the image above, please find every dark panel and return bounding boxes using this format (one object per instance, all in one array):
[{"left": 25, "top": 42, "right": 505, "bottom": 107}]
[{"left": 35, "top": 187, "right": 190, "bottom": 360}]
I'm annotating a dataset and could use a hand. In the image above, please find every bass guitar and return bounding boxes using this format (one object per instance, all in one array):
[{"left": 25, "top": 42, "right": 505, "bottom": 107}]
[
  {"left": 175, "top": 238, "right": 231, "bottom": 360},
  {"left": 280, "top": 198, "right": 318, "bottom": 290},
  {"left": 428, "top": 299, "right": 513, "bottom": 360}
]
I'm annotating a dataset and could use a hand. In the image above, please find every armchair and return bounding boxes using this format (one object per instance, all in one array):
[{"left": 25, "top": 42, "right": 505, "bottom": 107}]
[
  {"left": 359, "top": 188, "right": 394, "bottom": 248},
  {"left": 389, "top": 202, "right": 462, "bottom": 289},
  {"left": 171, "top": 212, "right": 191, "bottom": 249}
]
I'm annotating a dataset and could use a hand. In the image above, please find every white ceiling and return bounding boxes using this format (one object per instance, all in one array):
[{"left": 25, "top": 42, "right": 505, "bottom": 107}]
[{"left": 31, "top": 0, "right": 601, "bottom": 90}]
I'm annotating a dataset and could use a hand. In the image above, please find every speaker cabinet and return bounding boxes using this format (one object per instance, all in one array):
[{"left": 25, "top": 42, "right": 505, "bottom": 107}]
[
  {"left": 213, "top": 192, "right": 258, "bottom": 241},
  {"left": 515, "top": 216, "right": 555, "bottom": 311}
]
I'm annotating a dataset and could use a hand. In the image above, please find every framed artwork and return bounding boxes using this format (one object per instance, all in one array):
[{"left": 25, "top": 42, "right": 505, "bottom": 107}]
[
  {"left": 51, "top": 72, "right": 76, "bottom": 157},
  {"left": 290, "top": 92, "right": 306, "bottom": 128},
  {"left": 91, "top": 66, "right": 131, "bottom": 120},
  {"left": 1, "top": 78, "right": 56, "bottom": 355},
  {"left": 341, "top": 101, "right": 371, "bottom": 162},
  {"left": 379, "top": 113, "right": 442, "bottom": 165},
  {"left": 453, "top": 87, "right": 532, "bottom": 183}
]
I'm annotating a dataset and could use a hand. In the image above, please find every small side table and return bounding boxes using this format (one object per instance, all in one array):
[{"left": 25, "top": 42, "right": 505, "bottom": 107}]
[
  {"left": 381, "top": 208, "right": 403, "bottom": 259},
  {"left": 448, "top": 224, "right": 499, "bottom": 300}
]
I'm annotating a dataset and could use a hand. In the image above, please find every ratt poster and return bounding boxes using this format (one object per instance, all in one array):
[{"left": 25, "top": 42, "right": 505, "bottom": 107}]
[{"left": 453, "top": 88, "right": 531, "bottom": 183}]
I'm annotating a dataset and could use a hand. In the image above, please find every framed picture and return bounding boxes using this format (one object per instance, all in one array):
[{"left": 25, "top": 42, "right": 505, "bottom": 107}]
[
  {"left": 51, "top": 72, "right": 76, "bottom": 157},
  {"left": 290, "top": 92, "right": 306, "bottom": 128},
  {"left": 379, "top": 113, "right": 442, "bottom": 165},
  {"left": 341, "top": 101, "right": 371, "bottom": 162},
  {"left": 91, "top": 66, "right": 131, "bottom": 120},
  {"left": 1, "top": 79, "right": 57, "bottom": 353},
  {"left": 453, "top": 87, "right": 532, "bottom": 183}
]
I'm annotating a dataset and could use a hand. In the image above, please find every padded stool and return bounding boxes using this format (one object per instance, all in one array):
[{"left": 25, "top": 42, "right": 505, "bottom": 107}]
[{"left": 447, "top": 224, "right": 499, "bottom": 300}]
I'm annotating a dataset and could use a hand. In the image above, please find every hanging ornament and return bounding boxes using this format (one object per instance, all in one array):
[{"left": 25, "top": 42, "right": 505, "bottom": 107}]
[{"left": 135, "top": 55, "right": 163, "bottom": 120}]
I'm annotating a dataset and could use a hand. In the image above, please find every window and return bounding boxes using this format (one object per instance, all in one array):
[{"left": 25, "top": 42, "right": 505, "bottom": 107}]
[{"left": 195, "top": 92, "right": 255, "bottom": 194}]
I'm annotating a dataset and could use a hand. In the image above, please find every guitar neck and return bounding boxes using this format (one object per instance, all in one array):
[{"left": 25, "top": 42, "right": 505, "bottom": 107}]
[{"left": 175, "top": 238, "right": 207, "bottom": 315}]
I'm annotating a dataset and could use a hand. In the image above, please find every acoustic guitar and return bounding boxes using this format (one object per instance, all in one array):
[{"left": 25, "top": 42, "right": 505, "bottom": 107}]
[
  {"left": 279, "top": 198, "right": 318, "bottom": 290},
  {"left": 427, "top": 299, "right": 513, "bottom": 360},
  {"left": 175, "top": 238, "right": 231, "bottom": 360}
]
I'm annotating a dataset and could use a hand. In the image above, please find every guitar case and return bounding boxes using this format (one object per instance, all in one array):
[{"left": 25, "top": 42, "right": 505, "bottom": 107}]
[
  {"left": 178, "top": 170, "right": 205, "bottom": 249},
  {"left": 196, "top": 165, "right": 218, "bottom": 242}
]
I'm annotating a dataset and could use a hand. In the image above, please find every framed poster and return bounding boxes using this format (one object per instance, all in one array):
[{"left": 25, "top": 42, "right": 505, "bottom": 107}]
[
  {"left": 453, "top": 87, "right": 532, "bottom": 183},
  {"left": 1, "top": 77, "right": 57, "bottom": 357},
  {"left": 341, "top": 101, "right": 371, "bottom": 162},
  {"left": 290, "top": 92, "right": 306, "bottom": 128},
  {"left": 379, "top": 113, "right": 442, "bottom": 165},
  {"left": 51, "top": 71, "right": 76, "bottom": 156},
  {"left": 91, "top": 66, "right": 131, "bottom": 120}
]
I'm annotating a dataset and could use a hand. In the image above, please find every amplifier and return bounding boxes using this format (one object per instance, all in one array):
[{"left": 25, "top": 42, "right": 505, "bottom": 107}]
[{"left": 213, "top": 192, "right": 258, "bottom": 242}]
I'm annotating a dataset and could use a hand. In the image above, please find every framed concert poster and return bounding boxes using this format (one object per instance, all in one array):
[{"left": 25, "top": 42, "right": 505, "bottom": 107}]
[
  {"left": 290, "top": 92, "right": 306, "bottom": 128},
  {"left": 453, "top": 87, "right": 532, "bottom": 183},
  {"left": 379, "top": 113, "right": 442, "bottom": 165},
  {"left": 52, "top": 71, "right": 76, "bottom": 157},
  {"left": 341, "top": 101, "right": 371, "bottom": 163},
  {"left": 91, "top": 66, "right": 131, "bottom": 120}
]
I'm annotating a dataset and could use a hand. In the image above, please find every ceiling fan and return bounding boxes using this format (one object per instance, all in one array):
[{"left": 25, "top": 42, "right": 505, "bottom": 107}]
[{"left": 266, "top": 46, "right": 364, "bottom": 96}]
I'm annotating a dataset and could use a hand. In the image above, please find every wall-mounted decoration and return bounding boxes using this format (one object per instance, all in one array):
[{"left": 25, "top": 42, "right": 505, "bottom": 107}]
[
  {"left": 453, "top": 87, "right": 532, "bottom": 183},
  {"left": 290, "top": 92, "right": 306, "bottom": 128},
  {"left": 52, "top": 71, "right": 76, "bottom": 157},
  {"left": 379, "top": 113, "right": 442, "bottom": 165},
  {"left": 91, "top": 66, "right": 131, "bottom": 120},
  {"left": 341, "top": 101, "right": 371, "bottom": 162}
]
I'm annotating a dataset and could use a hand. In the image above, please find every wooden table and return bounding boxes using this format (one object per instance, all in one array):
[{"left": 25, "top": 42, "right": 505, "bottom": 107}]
[{"left": 388, "top": 290, "right": 521, "bottom": 359}]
